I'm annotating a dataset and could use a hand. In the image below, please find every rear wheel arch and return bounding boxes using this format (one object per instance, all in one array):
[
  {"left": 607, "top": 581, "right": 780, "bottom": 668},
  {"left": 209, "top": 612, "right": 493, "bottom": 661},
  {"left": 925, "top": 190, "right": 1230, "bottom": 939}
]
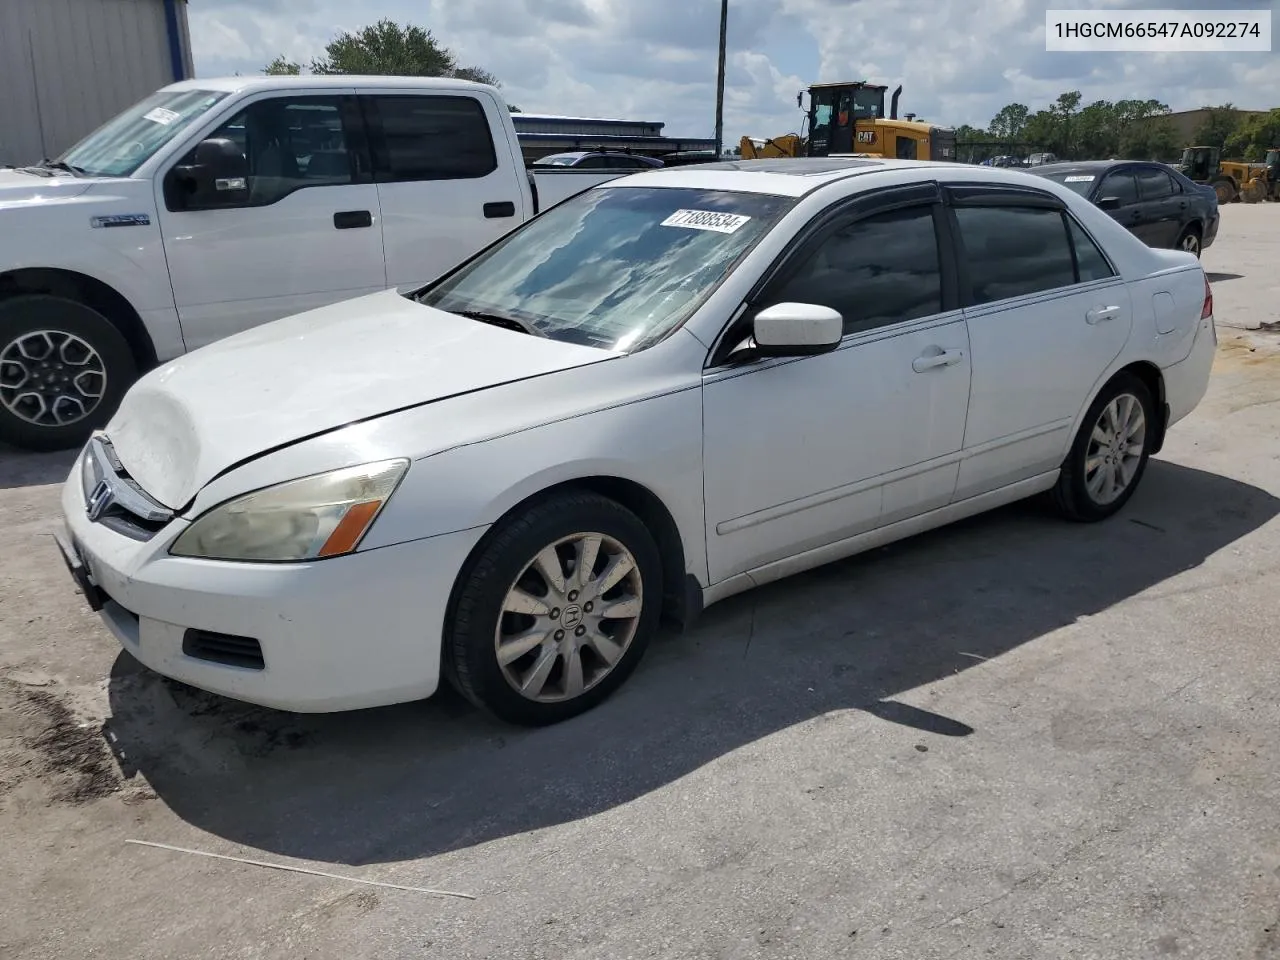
[
  {"left": 0, "top": 267, "right": 158, "bottom": 373},
  {"left": 1081, "top": 361, "right": 1167, "bottom": 456}
]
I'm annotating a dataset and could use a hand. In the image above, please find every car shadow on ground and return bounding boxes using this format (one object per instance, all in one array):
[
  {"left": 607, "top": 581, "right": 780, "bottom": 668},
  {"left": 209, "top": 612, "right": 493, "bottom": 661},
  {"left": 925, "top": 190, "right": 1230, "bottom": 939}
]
[
  {"left": 103, "top": 459, "right": 1278, "bottom": 866},
  {"left": 1207, "top": 272, "right": 1244, "bottom": 283},
  {"left": 0, "top": 443, "right": 77, "bottom": 489}
]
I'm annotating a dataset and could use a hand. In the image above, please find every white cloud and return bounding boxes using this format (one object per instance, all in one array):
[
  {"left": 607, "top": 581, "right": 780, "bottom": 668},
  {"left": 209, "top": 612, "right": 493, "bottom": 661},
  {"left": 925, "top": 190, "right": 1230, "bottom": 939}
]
[{"left": 188, "top": 0, "right": 1280, "bottom": 141}]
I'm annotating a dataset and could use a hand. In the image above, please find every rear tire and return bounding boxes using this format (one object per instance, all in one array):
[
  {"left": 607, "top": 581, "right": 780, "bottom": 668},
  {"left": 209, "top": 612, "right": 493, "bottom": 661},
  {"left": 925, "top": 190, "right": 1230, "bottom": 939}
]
[
  {"left": 1175, "top": 225, "right": 1202, "bottom": 258},
  {"left": 0, "top": 294, "right": 137, "bottom": 451},
  {"left": 1052, "top": 372, "right": 1155, "bottom": 523},
  {"left": 443, "top": 490, "right": 663, "bottom": 726}
]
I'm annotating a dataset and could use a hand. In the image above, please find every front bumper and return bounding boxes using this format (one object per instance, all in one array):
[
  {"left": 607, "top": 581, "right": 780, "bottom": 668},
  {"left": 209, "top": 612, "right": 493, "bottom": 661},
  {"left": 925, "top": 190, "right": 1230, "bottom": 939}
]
[{"left": 59, "top": 460, "right": 487, "bottom": 712}]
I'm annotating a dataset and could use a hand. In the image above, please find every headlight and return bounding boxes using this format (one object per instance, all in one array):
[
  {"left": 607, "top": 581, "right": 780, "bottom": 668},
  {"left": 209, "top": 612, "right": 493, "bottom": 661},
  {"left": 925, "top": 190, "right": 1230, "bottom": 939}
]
[{"left": 169, "top": 459, "right": 409, "bottom": 562}]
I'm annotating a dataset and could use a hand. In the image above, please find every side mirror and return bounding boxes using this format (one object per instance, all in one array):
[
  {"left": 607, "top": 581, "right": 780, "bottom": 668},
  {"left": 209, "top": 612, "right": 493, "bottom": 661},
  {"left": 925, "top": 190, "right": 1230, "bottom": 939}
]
[
  {"left": 1096, "top": 195, "right": 1122, "bottom": 211},
  {"left": 752, "top": 302, "right": 843, "bottom": 357},
  {"left": 169, "top": 137, "right": 249, "bottom": 209}
]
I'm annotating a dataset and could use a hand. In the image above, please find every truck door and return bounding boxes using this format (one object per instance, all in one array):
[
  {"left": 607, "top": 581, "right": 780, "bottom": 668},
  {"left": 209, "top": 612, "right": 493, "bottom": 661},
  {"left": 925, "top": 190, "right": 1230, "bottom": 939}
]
[
  {"left": 155, "top": 90, "right": 387, "bottom": 350},
  {"left": 358, "top": 90, "right": 530, "bottom": 291}
]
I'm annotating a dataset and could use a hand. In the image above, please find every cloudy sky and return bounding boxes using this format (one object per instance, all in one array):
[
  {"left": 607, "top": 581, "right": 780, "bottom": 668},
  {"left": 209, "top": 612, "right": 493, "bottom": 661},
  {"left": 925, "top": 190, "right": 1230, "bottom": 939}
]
[{"left": 190, "top": 0, "right": 1279, "bottom": 139}]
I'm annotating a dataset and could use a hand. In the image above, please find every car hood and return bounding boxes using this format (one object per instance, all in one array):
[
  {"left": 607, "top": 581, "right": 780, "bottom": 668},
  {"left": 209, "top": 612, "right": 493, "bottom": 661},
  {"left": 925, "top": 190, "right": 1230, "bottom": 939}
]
[
  {"left": 0, "top": 167, "right": 94, "bottom": 207},
  {"left": 105, "top": 290, "right": 614, "bottom": 509}
]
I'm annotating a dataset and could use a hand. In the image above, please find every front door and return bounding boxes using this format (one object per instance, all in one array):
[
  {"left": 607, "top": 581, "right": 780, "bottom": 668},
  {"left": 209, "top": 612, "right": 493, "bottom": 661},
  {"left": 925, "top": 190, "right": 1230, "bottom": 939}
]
[
  {"left": 1094, "top": 168, "right": 1159, "bottom": 245},
  {"left": 701, "top": 187, "right": 972, "bottom": 583},
  {"left": 946, "top": 186, "right": 1133, "bottom": 500},
  {"left": 156, "top": 91, "right": 387, "bottom": 350}
]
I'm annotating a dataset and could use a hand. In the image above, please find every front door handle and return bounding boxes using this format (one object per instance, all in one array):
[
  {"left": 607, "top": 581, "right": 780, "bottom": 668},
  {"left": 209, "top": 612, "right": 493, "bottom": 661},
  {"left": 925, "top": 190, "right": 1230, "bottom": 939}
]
[
  {"left": 333, "top": 210, "right": 373, "bottom": 229},
  {"left": 912, "top": 349, "right": 964, "bottom": 373},
  {"left": 1086, "top": 305, "right": 1121, "bottom": 325}
]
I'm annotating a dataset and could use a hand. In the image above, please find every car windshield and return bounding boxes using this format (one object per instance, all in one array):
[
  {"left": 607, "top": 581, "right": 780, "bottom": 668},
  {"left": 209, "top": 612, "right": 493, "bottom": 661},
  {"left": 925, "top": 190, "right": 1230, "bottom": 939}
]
[
  {"left": 58, "top": 89, "right": 229, "bottom": 177},
  {"left": 1035, "top": 170, "right": 1098, "bottom": 196},
  {"left": 417, "top": 185, "right": 794, "bottom": 351}
]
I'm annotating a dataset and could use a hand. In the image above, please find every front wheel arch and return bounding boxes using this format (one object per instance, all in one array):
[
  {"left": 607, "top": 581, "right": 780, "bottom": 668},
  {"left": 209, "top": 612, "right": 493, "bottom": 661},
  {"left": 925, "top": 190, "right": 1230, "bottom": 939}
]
[
  {"left": 0, "top": 267, "right": 158, "bottom": 373},
  {"left": 445, "top": 476, "right": 695, "bottom": 644}
]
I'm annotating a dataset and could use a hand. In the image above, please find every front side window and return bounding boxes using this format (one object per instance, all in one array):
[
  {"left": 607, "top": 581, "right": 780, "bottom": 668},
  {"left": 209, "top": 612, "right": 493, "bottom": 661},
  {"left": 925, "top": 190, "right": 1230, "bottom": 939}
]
[
  {"left": 60, "top": 89, "right": 229, "bottom": 177},
  {"left": 763, "top": 204, "right": 943, "bottom": 335},
  {"left": 366, "top": 95, "right": 497, "bottom": 182},
  {"left": 1098, "top": 171, "right": 1138, "bottom": 206},
  {"left": 171, "top": 96, "right": 353, "bottom": 208},
  {"left": 417, "top": 186, "right": 793, "bottom": 351},
  {"left": 954, "top": 205, "right": 1077, "bottom": 305}
]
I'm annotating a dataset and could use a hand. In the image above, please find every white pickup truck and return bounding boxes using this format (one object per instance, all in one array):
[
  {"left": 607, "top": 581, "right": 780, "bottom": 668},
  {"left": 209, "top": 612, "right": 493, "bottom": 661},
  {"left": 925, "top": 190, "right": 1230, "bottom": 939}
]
[{"left": 0, "top": 75, "right": 626, "bottom": 450}]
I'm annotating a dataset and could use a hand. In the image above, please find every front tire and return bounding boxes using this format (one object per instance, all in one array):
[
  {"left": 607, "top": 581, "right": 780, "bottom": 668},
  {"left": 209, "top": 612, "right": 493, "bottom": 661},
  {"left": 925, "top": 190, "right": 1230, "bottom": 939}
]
[
  {"left": 444, "top": 490, "right": 663, "bottom": 726},
  {"left": 1052, "top": 372, "right": 1155, "bottom": 522},
  {"left": 0, "top": 294, "right": 137, "bottom": 451}
]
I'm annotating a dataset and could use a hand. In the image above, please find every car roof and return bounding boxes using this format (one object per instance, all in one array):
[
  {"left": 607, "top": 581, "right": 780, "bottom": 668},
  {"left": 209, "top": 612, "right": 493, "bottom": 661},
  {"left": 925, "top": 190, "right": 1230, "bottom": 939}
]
[
  {"left": 161, "top": 75, "right": 497, "bottom": 96},
  {"left": 596, "top": 157, "right": 1030, "bottom": 198}
]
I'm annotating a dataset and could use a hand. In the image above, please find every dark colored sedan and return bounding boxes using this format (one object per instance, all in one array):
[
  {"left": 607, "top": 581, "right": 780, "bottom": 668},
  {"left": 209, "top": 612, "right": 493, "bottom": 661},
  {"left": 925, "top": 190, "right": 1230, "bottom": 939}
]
[{"left": 1031, "top": 160, "right": 1218, "bottom": 257}]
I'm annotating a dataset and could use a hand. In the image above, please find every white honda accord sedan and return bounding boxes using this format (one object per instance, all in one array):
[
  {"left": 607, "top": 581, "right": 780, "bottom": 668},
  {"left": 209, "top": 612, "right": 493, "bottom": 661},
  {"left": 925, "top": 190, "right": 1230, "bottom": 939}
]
[{"left": 56, "top": 158, "right": 1217, "bottom": 726}]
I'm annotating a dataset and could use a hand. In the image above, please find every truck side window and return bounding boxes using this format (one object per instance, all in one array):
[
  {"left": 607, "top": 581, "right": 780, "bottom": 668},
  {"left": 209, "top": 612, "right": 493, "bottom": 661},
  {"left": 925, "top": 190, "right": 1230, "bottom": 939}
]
[
  {"left": 168, "top": 96, "right": 355, "bottom": 210},
  {"left": 364, "top": 95, "right": 498, "bottom": 182}
]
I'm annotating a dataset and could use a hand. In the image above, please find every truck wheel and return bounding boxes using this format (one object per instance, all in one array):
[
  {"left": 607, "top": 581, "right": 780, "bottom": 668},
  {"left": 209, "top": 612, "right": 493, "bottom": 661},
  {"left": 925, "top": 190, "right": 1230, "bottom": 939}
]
[
  {"left": 0, "top": 294, "right": 137, "bottom": 452},
  {"left": 1212, "top": 178, "right": 1235, "bottom": 204}
]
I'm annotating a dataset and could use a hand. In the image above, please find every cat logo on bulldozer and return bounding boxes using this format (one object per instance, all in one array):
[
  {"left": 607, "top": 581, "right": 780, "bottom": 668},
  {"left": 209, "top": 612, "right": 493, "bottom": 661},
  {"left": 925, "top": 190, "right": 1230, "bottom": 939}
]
[{"left": 856, "top": 131, "right": 877, "bottom": 144}]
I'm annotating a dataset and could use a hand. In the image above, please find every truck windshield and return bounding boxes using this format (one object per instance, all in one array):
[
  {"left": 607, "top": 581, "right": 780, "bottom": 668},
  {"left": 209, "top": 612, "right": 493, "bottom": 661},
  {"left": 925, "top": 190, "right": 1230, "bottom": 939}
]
[
  {"left": 58, "top": 89, "right": 229, "bottom": 177},
  {"left": 417, "top": 186, "right": 794, "bottom": 352}
]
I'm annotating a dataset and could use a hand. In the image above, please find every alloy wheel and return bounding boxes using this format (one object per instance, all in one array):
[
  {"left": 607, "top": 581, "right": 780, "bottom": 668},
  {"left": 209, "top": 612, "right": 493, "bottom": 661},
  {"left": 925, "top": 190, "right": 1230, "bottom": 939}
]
[
  {"left": 0, "top": 329, "right": 107, "bottom": 427},
  {"left": 495, "top": 532, "right": 644, "bottom": 703},
  {"left": 1084, "top": 392, "right": 1146, "bottom": 506},
  {"left": 1179, "top": 232, "right": 1201, "bottom": 255}
]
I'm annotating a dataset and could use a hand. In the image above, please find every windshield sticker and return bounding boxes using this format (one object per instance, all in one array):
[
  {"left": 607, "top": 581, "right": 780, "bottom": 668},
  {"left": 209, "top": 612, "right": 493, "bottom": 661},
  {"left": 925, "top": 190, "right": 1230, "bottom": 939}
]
[
  {"left": 660, "top": 209, "right": 752, "bottom": 234},
  {"left": 1064, "top": 175, "right": 1096, "bottom": 182},
  {"left": 143, "top": 107, "right": 181, "bottom": 125}
]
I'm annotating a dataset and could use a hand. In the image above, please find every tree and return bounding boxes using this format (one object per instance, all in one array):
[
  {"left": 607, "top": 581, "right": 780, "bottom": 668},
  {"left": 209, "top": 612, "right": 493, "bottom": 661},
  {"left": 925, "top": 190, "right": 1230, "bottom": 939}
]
[
  {"left": 988, "top": 103, "right": 1029, "bottom": 142},
  {"left": 308, "top": 19, "right": 495, "bottom": 82},
  {"left": 262, "top": 55, "right": 301, "bottom": 76},
  {"left": 1192, "top": 104, "right": 1242, "bottom": 150},
  {"left": 1225, "top": 108, "right": 1280, "bottom": 161}
]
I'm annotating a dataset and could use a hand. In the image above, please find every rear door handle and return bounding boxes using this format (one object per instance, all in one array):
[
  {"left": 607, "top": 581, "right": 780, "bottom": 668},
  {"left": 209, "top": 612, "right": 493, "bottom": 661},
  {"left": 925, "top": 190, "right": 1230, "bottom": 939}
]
[
  {"left": 912, "top": 349, "right": 964, "bottom": 373},
  {"left": 333, "top": 210, "right": 373, "bottom": 229},
  {"left": 1086, "top": 305, "right": 1121, "bottom": 325}
]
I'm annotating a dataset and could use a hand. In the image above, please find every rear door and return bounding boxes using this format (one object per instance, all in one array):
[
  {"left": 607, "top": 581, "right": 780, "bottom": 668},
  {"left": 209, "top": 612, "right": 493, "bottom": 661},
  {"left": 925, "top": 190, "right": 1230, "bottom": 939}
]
[
  {"left": 157, "top": 90, "right": 387, "bottom": 349},
  {"left": 360, "top": 89, "right": 530, "bottom": 291},
  {"left": 946, "top": 184, "right": 1133, "bottom": 500},
  {"left": 1133, "top": 165, "right": 1183, "bottom": 247}
]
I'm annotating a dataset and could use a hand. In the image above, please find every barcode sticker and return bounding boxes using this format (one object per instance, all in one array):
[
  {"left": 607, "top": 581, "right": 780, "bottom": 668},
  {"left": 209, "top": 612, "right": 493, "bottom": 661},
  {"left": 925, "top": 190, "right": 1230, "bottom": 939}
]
[
  {"left": 143, "top": 107, "right": 181, "bottom": 125},
  {"left": 660, "top": 209, "right": 752, "bottom": 233}
]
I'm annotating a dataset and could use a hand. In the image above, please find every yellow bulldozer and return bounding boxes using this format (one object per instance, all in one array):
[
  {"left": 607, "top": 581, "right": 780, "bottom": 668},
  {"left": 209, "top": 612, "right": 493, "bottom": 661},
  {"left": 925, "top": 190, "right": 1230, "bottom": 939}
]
[
  {"left": 1175, "top": 145, "right": 1280, "bottom": 203},
  {"left": 740, "top": 81, "right": 957, "bottom": 163}
]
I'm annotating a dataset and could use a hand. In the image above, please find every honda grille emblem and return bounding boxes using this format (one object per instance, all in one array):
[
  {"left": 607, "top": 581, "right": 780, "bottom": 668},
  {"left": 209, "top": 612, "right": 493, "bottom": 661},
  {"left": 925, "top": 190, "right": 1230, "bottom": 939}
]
[{"left": 86, "top": 479, "right": 114, "bottom": 522}]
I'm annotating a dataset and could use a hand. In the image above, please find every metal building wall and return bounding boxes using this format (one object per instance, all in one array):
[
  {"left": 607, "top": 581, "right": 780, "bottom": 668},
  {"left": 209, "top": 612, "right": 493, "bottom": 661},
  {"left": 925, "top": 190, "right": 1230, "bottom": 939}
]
[{"left": 0, "top": 0, "right": 193, "bottom": 166}]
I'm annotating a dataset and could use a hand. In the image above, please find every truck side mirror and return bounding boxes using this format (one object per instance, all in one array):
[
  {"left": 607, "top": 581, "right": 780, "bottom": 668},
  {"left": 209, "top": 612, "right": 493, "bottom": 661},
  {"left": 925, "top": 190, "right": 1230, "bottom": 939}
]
[{"left": 168, "top": 137, "right": 249, "bottom": 209}]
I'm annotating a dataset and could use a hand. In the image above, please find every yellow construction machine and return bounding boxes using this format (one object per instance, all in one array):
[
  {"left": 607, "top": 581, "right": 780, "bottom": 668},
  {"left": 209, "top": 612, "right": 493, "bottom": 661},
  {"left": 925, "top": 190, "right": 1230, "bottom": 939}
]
[
  {"left": 1176, "top": 145, "right": 1280, "bottom": 203},
  {"left": 740, "top": 81, "right": 957, "bottom": 163}
]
